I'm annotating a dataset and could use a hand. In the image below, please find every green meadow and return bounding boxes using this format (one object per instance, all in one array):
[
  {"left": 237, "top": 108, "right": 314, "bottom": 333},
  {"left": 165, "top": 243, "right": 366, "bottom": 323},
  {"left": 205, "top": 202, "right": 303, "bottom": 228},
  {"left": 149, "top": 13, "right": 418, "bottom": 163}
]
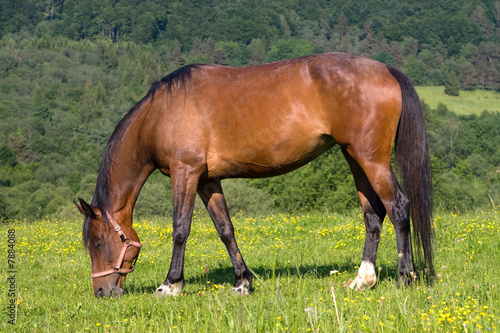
[
  {"left": 416, "top": 86, "right": 500, "bottom": 116},
  {"left": 1, "top": 209, "right": 499, "bottom": 332}
]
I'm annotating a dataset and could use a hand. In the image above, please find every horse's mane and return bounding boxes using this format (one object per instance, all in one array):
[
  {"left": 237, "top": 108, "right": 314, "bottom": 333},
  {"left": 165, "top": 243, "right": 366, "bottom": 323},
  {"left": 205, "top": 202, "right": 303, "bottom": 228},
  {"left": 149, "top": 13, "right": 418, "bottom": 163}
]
[
  {"left": 83, "top": 64, "right": 202, "bottom": 248},
  {"left": 150, "top": 63, "right": 202, "bottom": 97}
]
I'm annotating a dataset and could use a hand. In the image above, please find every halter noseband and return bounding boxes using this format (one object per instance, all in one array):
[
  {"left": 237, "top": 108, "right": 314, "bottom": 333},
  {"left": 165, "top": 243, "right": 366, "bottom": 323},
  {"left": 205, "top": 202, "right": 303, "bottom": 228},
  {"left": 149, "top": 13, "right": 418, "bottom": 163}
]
[{"left": 91, "top": 218, "right": 142, "bottom": 278}]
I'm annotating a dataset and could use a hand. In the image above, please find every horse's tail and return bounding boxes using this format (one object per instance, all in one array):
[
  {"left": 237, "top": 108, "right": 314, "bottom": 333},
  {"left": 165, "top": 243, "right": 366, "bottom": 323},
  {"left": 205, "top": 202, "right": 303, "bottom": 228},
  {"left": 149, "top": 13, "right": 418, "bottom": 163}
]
[{"left": 387, "top": 66, "right": 435, "bottom": 276}]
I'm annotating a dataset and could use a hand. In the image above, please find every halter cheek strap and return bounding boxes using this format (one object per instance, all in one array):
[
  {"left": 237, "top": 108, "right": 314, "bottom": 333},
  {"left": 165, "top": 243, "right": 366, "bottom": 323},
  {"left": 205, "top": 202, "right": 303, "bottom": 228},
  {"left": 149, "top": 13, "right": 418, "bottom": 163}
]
[{"left": 91, "top": 219, "right": 143, "bottom": 278}]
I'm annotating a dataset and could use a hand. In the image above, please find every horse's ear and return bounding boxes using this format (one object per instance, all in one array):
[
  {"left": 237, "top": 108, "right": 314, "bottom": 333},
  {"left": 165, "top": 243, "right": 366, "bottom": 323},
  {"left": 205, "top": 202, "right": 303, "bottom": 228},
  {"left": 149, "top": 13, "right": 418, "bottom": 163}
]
[{"left": 74, "top": 197, "right": 99, "bottom": 218}]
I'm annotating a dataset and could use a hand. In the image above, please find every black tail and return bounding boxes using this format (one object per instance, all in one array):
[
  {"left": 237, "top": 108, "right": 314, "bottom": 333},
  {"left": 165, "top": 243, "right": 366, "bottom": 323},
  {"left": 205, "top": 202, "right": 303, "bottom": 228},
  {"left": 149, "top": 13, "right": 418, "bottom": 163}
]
[{"left": 387, "top": 66, "right": 435, "bottom": 276}]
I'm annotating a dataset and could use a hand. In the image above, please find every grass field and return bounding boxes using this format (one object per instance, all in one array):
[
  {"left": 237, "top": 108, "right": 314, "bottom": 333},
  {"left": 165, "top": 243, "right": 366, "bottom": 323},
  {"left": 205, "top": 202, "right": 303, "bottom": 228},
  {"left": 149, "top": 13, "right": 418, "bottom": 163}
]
[
  {"left": 1, "top": 209, "right": 499, "bottom": 332},
  {"left": 415, "top": 86, "right": 500, "bottom": 116}
]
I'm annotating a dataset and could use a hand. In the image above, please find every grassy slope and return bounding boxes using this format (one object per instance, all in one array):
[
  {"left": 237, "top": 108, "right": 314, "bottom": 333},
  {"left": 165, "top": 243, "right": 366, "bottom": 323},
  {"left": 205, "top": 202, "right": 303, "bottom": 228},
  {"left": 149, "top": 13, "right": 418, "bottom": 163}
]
[
  {"left": 1, "top": 209, "right": 499, "bottom": 332},
  {"left": 416, "top": 86, "right": 500, "bottom": 115}
]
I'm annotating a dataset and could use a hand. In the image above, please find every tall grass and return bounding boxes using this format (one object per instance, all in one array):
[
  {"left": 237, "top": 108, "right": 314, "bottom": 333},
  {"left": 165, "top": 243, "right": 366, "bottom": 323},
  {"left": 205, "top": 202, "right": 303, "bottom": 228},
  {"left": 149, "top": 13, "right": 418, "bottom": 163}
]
[{"left": 1, "top": 209, "right": 499, "bottom": 332}]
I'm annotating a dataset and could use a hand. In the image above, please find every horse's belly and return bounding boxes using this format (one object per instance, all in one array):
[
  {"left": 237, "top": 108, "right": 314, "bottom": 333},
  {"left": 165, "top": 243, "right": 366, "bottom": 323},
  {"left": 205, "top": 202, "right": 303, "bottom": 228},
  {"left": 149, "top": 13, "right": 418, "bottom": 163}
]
[{"left": 206, "top": 133, "right": 335, "bottom": 179}]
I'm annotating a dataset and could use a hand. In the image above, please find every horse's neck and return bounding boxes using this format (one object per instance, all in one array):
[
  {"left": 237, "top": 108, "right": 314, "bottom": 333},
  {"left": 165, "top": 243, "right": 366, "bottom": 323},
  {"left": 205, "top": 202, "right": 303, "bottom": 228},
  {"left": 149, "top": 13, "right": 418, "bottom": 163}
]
[{"left": 104, "top": 120, "right": 155, "bottom": 222}]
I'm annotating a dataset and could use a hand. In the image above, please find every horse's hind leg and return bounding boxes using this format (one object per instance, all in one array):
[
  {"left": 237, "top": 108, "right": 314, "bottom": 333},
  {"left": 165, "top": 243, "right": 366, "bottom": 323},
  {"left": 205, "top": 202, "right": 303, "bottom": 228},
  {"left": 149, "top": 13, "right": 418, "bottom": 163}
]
[
  {"left": 155, "top": 167, "right": 201, "bottom": 297},
  {"left": 197, "top": 179, "right": 252, "bottom": 295},
  {"left": 344, "top": 149, "right": 414, "bottom": 288},
  {"left": 342, "top": 149, "right": 387, "bottom": 290}
]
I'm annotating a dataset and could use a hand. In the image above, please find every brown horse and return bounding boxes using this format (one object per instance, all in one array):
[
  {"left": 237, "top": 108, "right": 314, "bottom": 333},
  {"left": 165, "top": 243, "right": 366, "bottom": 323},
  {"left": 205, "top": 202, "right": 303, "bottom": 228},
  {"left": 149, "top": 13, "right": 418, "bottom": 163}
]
[{"left": 74, "top": 52, "right": 434, "bottom": 297}]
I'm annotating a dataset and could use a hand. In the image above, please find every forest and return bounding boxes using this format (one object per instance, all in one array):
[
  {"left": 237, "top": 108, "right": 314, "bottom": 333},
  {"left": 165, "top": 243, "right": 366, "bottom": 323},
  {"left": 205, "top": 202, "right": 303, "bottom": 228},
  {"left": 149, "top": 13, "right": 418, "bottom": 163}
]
[{"left": 0, "top": 0, "right": 499, "bottom": 219}]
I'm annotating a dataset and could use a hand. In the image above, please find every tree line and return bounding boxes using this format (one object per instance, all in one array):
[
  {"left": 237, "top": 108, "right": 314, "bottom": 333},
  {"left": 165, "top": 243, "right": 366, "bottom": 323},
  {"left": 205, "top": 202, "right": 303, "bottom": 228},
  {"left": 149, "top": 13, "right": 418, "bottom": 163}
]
[
  {"left": 0, "top": 0, "right": 499, "bottom": 219},
  {"left": 2, "top": 0, "right": 500, "bottom": 90}
]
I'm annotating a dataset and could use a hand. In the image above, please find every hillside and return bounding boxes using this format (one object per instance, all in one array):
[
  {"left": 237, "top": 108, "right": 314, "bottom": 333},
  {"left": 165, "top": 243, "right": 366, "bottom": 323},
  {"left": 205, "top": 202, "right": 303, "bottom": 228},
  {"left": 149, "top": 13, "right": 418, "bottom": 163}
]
[
  {"left": 416, "top": 87, "right": 500, "bottom": 115},
  {"left": 0, "top": 0, "right": 499, "bottom": 219}
]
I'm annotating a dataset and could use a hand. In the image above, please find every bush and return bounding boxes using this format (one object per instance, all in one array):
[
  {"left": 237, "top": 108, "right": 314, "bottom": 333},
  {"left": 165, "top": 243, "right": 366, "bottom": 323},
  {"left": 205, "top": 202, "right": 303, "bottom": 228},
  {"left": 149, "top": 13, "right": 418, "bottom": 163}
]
[
  {"left": 221, "top": 179, "right": 274, "bottom": 216},
  {"left": 444, "top": 71, "right": 460, "bottom": 96}
]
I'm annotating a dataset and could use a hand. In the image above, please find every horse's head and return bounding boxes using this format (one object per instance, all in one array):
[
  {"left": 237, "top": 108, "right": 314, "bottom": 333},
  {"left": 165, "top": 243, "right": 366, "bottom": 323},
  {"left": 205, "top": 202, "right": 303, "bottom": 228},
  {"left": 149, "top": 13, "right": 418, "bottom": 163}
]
[{"left": 75, "top": 197, "right": 142, "bottom": 297}]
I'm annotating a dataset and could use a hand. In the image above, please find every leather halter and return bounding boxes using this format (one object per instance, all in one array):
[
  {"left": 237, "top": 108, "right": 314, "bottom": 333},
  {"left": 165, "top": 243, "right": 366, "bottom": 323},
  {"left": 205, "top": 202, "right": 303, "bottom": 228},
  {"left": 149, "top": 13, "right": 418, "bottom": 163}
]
[{"left": 91, "top": 218, "right": 142, "bottom": 278}]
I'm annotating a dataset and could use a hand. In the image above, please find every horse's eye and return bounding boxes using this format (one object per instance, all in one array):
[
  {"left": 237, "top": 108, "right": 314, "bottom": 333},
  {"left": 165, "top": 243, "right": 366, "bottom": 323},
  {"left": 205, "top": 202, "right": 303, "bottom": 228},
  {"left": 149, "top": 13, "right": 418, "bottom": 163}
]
[{"left": 95, "top": 240, "right": 104, "bottom": 249}]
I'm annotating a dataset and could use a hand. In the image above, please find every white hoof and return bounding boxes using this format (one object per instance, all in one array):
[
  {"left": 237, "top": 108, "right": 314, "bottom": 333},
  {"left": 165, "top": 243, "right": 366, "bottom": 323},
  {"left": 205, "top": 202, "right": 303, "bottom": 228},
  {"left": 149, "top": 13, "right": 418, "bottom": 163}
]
[
  {"left": 231, "top": 279, "right": 251, "bottom": 296},
  {"left": 345, "top": 260, "right": 376, "bottom": 291},
  {"left": 154, "top": 281, "right": 184, "bottom": 297}
]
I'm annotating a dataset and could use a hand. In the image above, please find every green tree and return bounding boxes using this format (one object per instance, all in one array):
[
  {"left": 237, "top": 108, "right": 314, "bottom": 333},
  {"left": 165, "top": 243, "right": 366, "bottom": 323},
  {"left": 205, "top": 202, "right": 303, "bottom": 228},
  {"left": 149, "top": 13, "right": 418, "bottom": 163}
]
[
  {"left": 251, "top": 148, "right": 358, "bottom": 213},
  {"left": 360, "top": 19, "right": 375, "bottom": 56},
  {"left": 403, "top": 55, "right": 426, "bottom": 85},
  {"left": 247, "top": 39, "right": 266, "bottom": 65},
  {"left": 66, "top": 171, "right": 81, "bottom": 194},
  {"left": 460, "top": 62, "right": 478, "bottom": 89},
  {"left": 453, "top": 159, "right": 473, "bottom": 181},
  {"left": 444, "top": 71, "right": 460, "bottom": 96},
  {"left": 266, "top": 38, "right": 314, "bottom": 62},
  {"left": 0, "top": 145, "right": 18, "bottom": 168},
  {"left": 434, "top": 171, "right": 475, "bottom": 211},
  {"left": 371, "top": 53, "right": 396, "bottom": 66},
  {"left": 214, "top": 41, "right": 247, "bottom": 67},
  {"left": 0, "top": 0, "right": 40, "bottom": 37},
  {"left": 419, "top": 49, "right": 438, "bottom": 69},
  {"left": 31, "top": 104, "right": 52, "bottom": 135}
]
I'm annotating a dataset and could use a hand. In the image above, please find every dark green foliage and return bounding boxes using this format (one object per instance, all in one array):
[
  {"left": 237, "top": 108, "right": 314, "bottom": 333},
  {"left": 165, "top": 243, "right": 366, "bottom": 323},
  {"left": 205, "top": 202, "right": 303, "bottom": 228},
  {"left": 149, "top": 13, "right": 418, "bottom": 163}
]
[
  {"left": 266, "top": 38, "right": 315, "bottom": 62},
  {"left": 66, "top": 172, "right": 82, "bottom": 194},
  {"left": 0, "top": 145, "right": 18, "bottom": 168},
  {"left": 0, "top": 192, "right": 7, "bottom": 220},
  {"left": 251, "top": 149, "right": 358, "bottom": 213},
  {"left": 133, "top": 171, "right": 173, "bottom": 219},
  {"left": 133, "top": 172, "right": 275, "bottom": 219},
  {"left": 444, "top": 71, "right": 460, "bottom": 96},
  {"left": 425, "top": 104, "right": 500, "bottom": 211},
  {"left": 0, "top": 0, "right": 40, "bottom": 37},
  {"left": 403, "top": 55, "right": 427, "bottom": 85},
  {"left": 0, "top": 0, "right": 499, "bottom": 219},
  {"left": 371, "top": 53, "right": 396, "bottom": 66}
]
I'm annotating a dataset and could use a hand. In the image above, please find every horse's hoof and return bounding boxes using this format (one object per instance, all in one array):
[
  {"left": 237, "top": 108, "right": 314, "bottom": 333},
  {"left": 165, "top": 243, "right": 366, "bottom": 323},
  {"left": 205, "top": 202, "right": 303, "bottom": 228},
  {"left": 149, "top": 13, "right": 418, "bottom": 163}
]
[
  {"left": 231, "top": 279, "right": 251, "bottom": 296},
  {"left": 231, "top": 286, "right": 250, "bottom": 296},
  {"left": 344, "top": 276, "right": 376, "bottom": 291},
  {"left": 344, "top": 260, "right": 377, "bottom": 291},
  {"left": 154, "top": 281, "right": 184, "bottom": 297}
]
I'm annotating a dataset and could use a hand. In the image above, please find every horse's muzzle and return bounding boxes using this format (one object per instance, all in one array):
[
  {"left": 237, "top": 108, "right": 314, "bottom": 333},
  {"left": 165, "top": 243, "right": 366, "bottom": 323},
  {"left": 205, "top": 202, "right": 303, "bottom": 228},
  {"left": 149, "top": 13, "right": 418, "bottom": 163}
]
[{"left": 94, "top": 286, "right": 124, "bottom": 298}]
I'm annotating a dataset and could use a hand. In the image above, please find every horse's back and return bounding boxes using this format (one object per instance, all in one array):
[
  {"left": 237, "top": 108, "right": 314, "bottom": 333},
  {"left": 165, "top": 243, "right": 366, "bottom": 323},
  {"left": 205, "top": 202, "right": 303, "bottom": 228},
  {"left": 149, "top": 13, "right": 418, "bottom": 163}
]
[{"left": 148, "top": 53, "right": 402, "bottom": 178}]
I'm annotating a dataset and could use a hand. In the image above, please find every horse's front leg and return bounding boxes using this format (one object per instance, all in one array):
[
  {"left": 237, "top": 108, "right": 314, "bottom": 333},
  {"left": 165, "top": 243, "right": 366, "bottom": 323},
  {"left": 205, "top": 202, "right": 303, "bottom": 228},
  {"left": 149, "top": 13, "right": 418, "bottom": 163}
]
[
  {"left": 155, "top": 167, "right": 200, "bottom": 297},
  {"left": 198, "top": 178, "right": 252, "bottom": 295}
]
